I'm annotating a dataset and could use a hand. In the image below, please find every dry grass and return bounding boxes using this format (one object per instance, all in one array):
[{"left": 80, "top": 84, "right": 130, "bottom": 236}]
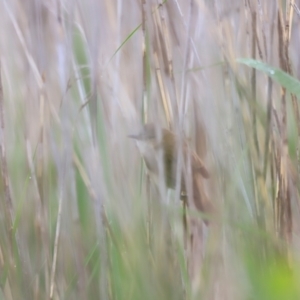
[{"left": 0, "top": 0, "right": 300, "bottom": 299}]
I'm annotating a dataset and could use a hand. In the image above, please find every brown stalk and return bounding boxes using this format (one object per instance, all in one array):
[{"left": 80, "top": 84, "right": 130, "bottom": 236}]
[
  {"left": 247, "top": 0, "right": 260, "bottom": 157},
  {"left": 153, "top": 7, "right": 173, "bottom": 125},
  {"left": 276, "top": 7, "right": 292, "bottom": 251},
  {"left": 285, "top": 1, "right": 300, "bottom": 180},
  {"left": 263, "top": 3, "right": 276, "bottom": 180},
  {"left": 164, "top": 2, "right": 180, "bottom": 122},
  {"left": 257, "top": 0, "right": 268, "bottom": 59}
]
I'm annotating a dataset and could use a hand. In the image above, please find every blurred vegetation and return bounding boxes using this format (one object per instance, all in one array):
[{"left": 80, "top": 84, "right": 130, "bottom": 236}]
[{"left": 0, "top": 0, "right": 299, "bottom": 299}]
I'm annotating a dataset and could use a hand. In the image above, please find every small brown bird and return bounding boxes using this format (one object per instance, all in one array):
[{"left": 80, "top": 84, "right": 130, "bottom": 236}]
[{"left": 129, "top": 123, "right": 214, "bottom": 222}]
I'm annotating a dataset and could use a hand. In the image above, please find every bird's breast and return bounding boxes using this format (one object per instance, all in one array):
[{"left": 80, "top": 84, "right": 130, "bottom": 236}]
[{"left": 136, "top": 141, "right": 159, "bottom": 175}]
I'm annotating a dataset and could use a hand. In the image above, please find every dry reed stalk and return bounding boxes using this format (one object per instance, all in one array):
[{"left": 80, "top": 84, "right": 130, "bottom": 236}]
[{"left": 276, "top": 6, "right": 292, "bottom": 255}]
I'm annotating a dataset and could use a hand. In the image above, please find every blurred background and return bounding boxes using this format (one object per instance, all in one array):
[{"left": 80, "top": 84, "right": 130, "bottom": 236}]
[{"left": 0, "top": 0, "right": 300, "bottom": 299}]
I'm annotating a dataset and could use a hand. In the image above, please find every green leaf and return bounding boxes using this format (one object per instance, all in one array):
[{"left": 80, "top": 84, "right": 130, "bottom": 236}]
[
  {"left": 237, "top": 58, "right": 300, "bottom": 98},
  {"left": 108, "top": 24, "right": 141, "bottom": 63},
  {"left": 73, "top": 26, "right": 91, "bottom": 95}
]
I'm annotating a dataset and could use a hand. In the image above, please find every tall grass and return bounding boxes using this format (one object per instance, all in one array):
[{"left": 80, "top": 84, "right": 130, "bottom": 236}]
[{"left": 0, "top": 0, "right": 299, "bottom": 299}]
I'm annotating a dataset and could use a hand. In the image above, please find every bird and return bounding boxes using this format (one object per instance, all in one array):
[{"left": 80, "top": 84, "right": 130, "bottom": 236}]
[{"left": 129, "top": 123, "right": 214, "bottom": 222}]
